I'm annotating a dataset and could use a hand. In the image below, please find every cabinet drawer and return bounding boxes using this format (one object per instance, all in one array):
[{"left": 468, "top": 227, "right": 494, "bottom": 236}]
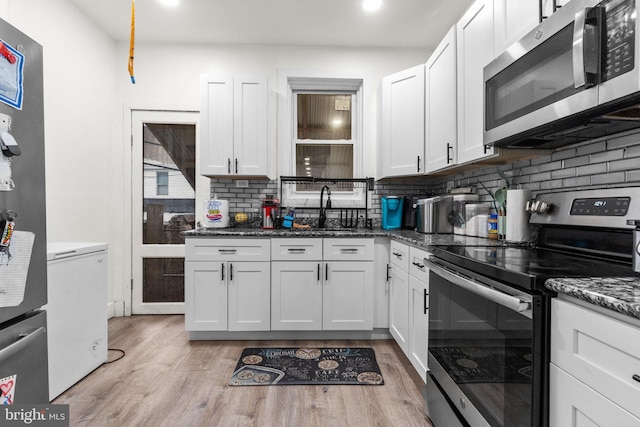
[
  {"left": 186, "top": 238, "right": 270, "bottom": 262},
  {"left": 550, "top": 364, "right": 640, "bottom": 427},
  {"left": 389, "top": 240, "right": 409, "bottom": 271},
  {"left": 323, "top": 238, "right": 373, "bottom": 261},
  {"left": 551, "top": 299, "right": 640, "bottom": 418},
  {"left": 271, "top": 238, "right": 322, "bottom": 261},
  {"left": 409, "top": 246, "right": 431, "bottom": 283}
]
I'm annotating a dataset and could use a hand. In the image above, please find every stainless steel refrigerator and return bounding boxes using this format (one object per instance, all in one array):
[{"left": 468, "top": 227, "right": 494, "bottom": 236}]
[{"left": 0, "top": 18, "right": 49, "bottom": 404}]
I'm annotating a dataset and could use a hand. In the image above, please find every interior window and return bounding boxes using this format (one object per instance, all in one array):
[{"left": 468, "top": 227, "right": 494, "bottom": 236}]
[{"left": 278, "top": 73, "right": 364, "bottom": 207}]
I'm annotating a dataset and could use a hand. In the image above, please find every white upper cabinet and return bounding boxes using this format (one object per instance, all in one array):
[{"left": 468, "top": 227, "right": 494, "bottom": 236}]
[
  {"left": 456, "top": 0, "right": 496, "bottom": 165},
  {"left": 425, "top": 26, "right": 457, "bottom": 173},
  {"left": 494, "top": 0, "right": 540, "bottom": 56},
  {"left": 200, "top": 75, "right": 268, "bottom": 177},
  {"left": 381, "top": 64, "right": 425, "bottom": 177}
]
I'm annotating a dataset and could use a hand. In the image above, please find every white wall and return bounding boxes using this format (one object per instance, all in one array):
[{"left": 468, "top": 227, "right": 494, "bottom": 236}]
[
  {"left": 2, "top": 0, "right": 121, "bottom": 312},
  {"left": 2, "top": 0, "right": 429, "bottom": 316}
]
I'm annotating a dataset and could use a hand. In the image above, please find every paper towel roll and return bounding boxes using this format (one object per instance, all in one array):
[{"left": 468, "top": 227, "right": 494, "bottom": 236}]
[{"left": 505, "top": 189, "right": 532, "bottom": 242}]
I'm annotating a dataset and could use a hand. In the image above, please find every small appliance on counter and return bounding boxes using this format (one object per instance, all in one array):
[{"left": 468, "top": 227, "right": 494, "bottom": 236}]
[
  {"left": 261, "top": 195, "right": 280, "bottom": 229},
  {"left": 402, "top": 196, "right": 419, "bottom": 230},
  {"left": 415, "top": 195, "right": 453, "bottom": 234},
  {"left": 452, "top": 194, "right": 479, "bottom": 235},
  {"left": 381, "top": 196, "right": 403, "bottom": 230}
]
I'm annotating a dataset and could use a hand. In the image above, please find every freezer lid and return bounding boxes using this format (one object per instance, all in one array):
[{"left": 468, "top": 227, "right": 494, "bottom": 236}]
[{"left": 47, "top": 242, "right": 108, "bottom": 261}]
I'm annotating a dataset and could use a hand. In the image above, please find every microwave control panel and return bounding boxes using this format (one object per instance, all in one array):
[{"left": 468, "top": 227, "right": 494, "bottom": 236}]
[{"left": 602, "top": 0, "right": 635, "bottom": 81}]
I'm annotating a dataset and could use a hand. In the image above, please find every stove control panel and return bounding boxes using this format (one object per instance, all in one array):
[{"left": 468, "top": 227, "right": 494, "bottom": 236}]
[
  {"left": 570, "top": 197, "right": 631, "bottom": 216},
  {"left": 531, "top": 187, "right": 640, "bottom": 228}
]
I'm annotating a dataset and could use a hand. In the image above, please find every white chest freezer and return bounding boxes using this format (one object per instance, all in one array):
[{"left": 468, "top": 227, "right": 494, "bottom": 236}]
[{"left": 45, "top": 242, "right": 108, "bottom": 400}]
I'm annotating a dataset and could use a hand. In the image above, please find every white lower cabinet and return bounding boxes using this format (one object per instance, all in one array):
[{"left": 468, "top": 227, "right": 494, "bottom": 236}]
[
  {"left": 185, "top": 238, "right": 271, "bottom": 332},
  {"left": 550, "top": 364, "right": 640, "bottom": 427},
  {"left": 271, "top": 261, "right": 323, "bottom": 330},
  {"left": 185, "top": 260, "right": 270, "bottom": 332},
  {"left": 550, "top": 298, "right": 640, "bottom": 427},
  {"left": 389, "top": 241, "right": 410, "bottom": 353},
  {"left": 270, "top": 238, "right": 374, "bottom": 331},
  {"left": 407, "top": 246, "right": 430, "bottom": 381}
]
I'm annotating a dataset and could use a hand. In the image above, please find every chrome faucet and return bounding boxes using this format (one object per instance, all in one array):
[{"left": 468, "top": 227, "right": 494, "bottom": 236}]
[{"left": 319, "top": 185, "right": 331, "bottom": 228}]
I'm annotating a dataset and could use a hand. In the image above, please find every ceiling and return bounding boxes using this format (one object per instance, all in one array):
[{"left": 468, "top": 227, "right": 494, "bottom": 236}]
[{"left": 68, "top": 0, "right": 474, "bottom": 50}]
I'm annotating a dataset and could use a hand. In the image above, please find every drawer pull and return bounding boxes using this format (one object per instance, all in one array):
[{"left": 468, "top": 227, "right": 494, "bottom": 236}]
[
  {"left": 633, "top": 374, "right": 640, "bottom": 383},
  {"left": 287, "top": 248, "right": 306, "bottom": 253},
  {"left": 218, "top": 249, "right": 237, "bottom": 254},
  {"left": 340, "top": 248, "right": 358, "bottom": 254},
  {"left": 412, "top": 261, "right": 425, "bottom": 269},
  {"left": 392, "top": 251, "right": 402, "bottom": 258}
]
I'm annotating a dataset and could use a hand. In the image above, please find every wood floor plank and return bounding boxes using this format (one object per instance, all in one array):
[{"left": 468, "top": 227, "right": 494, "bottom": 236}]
[{"left": 54, "top": 315, "right": 433, "bottom": 427}]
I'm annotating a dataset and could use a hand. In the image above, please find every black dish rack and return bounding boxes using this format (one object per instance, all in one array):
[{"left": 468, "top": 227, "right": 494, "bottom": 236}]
[{"left": 279, "top": 176, "right": 374, "bottom": 228}]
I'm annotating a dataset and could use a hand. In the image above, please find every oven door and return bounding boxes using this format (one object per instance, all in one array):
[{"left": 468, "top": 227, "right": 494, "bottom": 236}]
[
  {"left": 484, "top": 0, "right": 602, "bottom": 147},
  {"left": 426, "top": 258, "right": 548, "bottom": 427}
]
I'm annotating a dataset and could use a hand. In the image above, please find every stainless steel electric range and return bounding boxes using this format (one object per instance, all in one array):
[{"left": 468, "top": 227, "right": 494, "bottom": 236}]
[{"left": 425, "top": 187, "right": 640, "bottom": 427}]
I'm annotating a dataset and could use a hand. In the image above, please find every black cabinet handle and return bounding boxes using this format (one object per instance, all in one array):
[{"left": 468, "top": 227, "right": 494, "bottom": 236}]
[
  {"left": 447, "top": 143, "right": 453, "bottom": 164},
  {"left": 221, "top": 263, "right": 225, "bottom": 281},
  {"left": 235, "top": 158, "right": 238, "bottom": 174},
  {"left": 424, "top": 289, "right": 428, "bottom": 315},
  {"left": 392, "top": 251, "right": 402, "bottom": 258},
  {"left": 633, "top": 374, "right": 640, "bottom": 383},
  {"left": 484, "top": 144, "right": 491, "bottom": 154},
  {"left": 230, "top": 263, "right": 233, "bottom": 282},
  {"left": 227, "top": 158, "right": 231, "bottom": 174},
  {"left": 412, "top": 261, "right": 425, "bottom": 269},
  {"left": 325, "top": 263, "right": 328, "bottom": 281},
  {"left": 317, "top": 263, "right": 320, "bottom": 281},
  {"left": 386, "top": 264, "right": 391, "bottom": 281},
  {"left": 417, "top": 155, "right": 421, "bottom": 173}
]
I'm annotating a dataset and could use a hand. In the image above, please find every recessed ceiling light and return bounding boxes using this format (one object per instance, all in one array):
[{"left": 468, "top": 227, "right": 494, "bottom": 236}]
[
  {"left": 158, "top": 0, "right": 179, "bottom": 7},
  {"left": 362, "top": 0, "right": 382, "bottom": 12}
]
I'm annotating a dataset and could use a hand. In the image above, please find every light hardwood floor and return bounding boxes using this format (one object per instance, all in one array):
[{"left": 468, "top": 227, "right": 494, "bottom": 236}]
[{"left": 54, "top": 315, "right": 433, "bottom": 427}]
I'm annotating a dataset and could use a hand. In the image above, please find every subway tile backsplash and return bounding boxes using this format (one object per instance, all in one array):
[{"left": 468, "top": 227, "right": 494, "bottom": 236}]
[{"left": 211, "top": 131, "right": 640, "bottom": 222}]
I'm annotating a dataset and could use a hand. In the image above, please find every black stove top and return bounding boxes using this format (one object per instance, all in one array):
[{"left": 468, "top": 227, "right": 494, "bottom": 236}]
[{"left": 432, "top": 245, "right": 638, "bottom": 292}]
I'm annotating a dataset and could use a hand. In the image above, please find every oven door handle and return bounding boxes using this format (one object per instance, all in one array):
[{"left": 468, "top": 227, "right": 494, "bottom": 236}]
[{"left": 426, "top": 260, "right": 532, "bottom": 314}]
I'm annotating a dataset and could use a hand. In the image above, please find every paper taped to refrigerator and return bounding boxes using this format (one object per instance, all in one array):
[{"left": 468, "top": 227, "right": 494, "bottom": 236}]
[{"left": 0, "top": 230, "right": 34, "bottom": 307}]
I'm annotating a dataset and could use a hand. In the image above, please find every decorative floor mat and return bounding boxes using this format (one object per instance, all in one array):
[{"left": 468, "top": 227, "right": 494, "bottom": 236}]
[
  {"left": 229, "top": 347, "right": 384, "bottom": 386},
  {"left": 430, "top": 346, "right": 533, "bottom": 384}
]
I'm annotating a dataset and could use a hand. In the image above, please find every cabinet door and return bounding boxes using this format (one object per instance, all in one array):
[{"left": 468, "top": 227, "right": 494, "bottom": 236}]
[
  {"left": 408, "top": 274, "right": 429, "bottom": 381},
  {"left": 200, "top": 75, "right": 234, "bottom": 176},
  {"left": 456, "top": 0, "right": 496, "bottom": 165},
  {"left": 323, "top": 262, "right": 374, "bottom": 330},
  {"left": 228, "top": 261, "right": 270, "bottom": 331},
  {"left": 185, "top": 261, "right": 227, "bottom": 331},
  {"left": 271, "top": 261, "right": 322, "bottom": 330},
  {"left": 425, "top": 26, "right": 457, "bottom": 172},
  {"left": 550, "top": 364, "right": 640, "bottom": 427},
  {"left": 381, "top": 64, "right": 425, "bottom": 177},
  {"left": 389, "top": 264, "right": 410, "bottom": 354},
  {"left": 494, "top": 0, "right": 540, "bottom": 56},
  {"left": 234, "top": 75, "right": 268, "bottom": 176}
]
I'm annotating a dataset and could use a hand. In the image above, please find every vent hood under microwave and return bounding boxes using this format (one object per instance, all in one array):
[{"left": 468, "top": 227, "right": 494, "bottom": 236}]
[{"left": 484, "top": 0, "right": 640, "bottom": 150}]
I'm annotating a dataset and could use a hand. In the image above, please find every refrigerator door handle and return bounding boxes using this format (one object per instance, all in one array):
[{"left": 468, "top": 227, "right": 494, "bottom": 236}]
[{"left": 0, "top": 327, "right": 46, "bottom": 361}]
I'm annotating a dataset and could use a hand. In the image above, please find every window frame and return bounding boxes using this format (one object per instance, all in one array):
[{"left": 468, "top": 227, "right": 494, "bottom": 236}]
[
  {"left": 156, "top": 170, "right": 169, "bottom": 196},
  {"left": 277, "top": 70, "right": 365, "bottom": 208}
]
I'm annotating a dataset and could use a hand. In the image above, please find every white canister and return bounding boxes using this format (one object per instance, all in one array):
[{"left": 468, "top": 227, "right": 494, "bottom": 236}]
[
  {"left": 465, "top": 204, "right": 491, "bottom": 237},
  {"left": 203, "top": 199, "right": 229, "bottom": 228}
]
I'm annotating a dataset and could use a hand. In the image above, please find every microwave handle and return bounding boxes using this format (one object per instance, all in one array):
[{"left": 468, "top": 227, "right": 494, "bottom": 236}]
[{"left": 573, "top": 7, "right": 600, "bottom": 88}]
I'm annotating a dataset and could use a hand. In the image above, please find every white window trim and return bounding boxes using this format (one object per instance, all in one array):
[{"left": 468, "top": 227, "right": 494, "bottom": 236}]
[{"left": 277, "top": 69, "right": 366, "bottom": 208}]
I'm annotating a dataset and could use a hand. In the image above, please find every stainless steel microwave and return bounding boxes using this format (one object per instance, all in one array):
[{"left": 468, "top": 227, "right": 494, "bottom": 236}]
[{"left": 484, "top": 0, "right": 640, "bottom": 149}]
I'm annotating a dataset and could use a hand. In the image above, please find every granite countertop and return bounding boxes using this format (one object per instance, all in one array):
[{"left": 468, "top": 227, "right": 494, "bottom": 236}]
[
  {"left": 546, "top": 277, "right": 640, "bottom": 321},
  {"left": 183, "top": 227, "right": 505, "bottom": 250}
]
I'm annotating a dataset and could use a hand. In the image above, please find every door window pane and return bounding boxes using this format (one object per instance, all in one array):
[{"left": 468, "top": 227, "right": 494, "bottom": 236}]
[
  {"left": 143, "top": 258, "right": 184, "bottom": 303},
  {"left": 143, "top": 124, "right": 195, "bottom": 244}
]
